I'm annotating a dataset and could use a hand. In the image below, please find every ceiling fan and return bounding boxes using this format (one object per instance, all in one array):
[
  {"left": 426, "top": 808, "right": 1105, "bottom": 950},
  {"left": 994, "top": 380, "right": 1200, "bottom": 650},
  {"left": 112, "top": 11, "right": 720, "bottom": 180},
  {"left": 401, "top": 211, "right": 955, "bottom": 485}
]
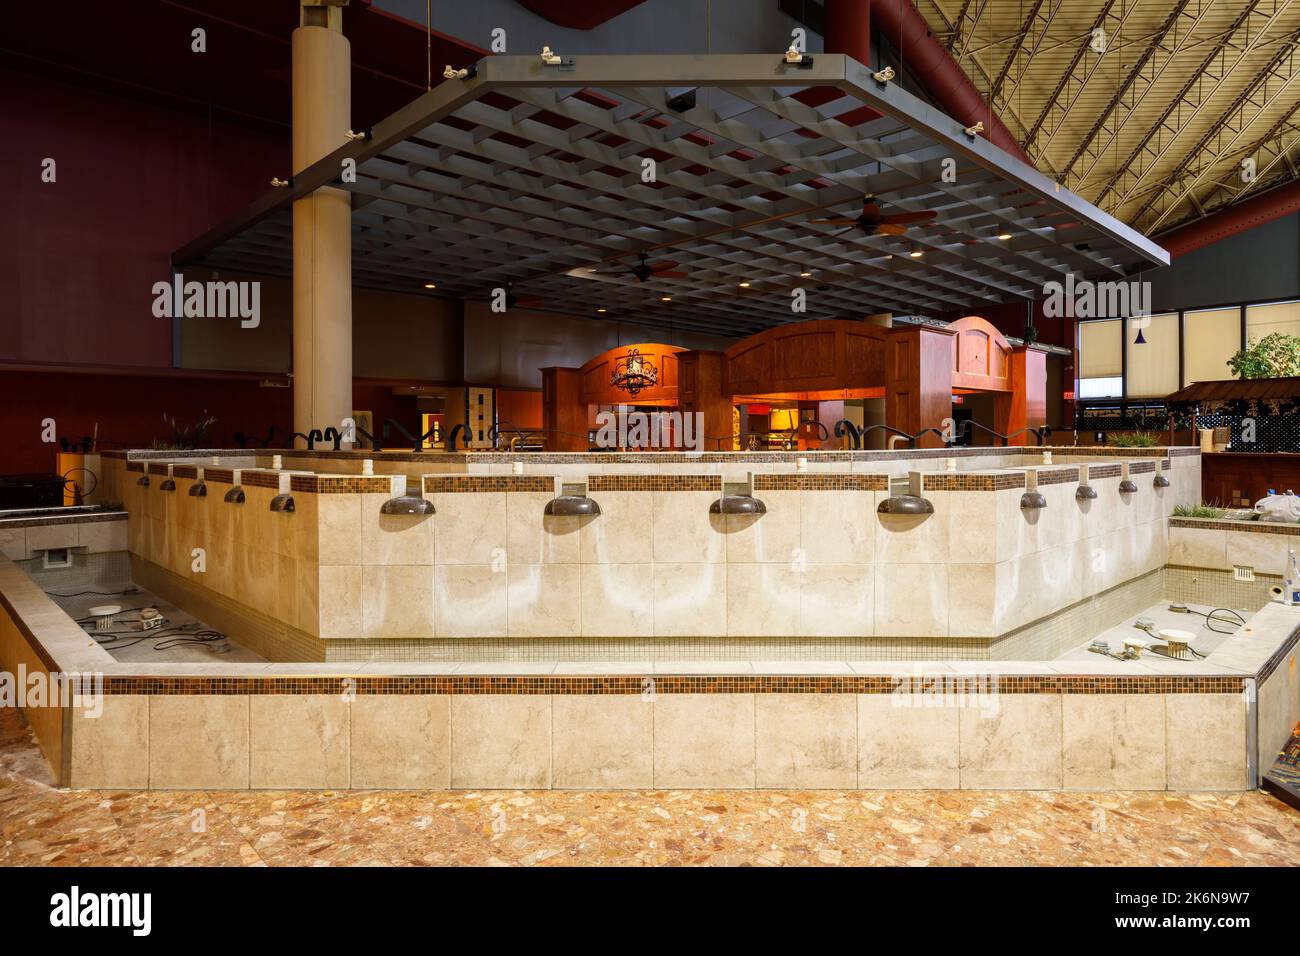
[
  {"left": 589, "top": 252, "right": 689, "bottom": 282},
  {"left": 809, "top": 195, "right": 937, "bottom": 237},
  {"left": 474, "top": 283, "right": 542, "bottom": 309}
]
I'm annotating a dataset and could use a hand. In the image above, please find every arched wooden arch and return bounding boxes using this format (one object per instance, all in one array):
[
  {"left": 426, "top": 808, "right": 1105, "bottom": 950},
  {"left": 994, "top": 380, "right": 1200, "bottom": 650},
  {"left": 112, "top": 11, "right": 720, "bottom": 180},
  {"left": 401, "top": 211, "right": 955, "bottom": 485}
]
[
  {"left": 541, "top": 319, "right": 1046, "bottom": 451},
  {"left": 541, "top": 343, "right": 687, "bottom": 451},
  {"left": 577, "top": 342, "right": 684, "bottom": 406},
  {"left": 948, "top": 315, "right": 1014, "bottom": 392},
  {"left": 723, "top": 319, "right": 888, "bottom": 399}
]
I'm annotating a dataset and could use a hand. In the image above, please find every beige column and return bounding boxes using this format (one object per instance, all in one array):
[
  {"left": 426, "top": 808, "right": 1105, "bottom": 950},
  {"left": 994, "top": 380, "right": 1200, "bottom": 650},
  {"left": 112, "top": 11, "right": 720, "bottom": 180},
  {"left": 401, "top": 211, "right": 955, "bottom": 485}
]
[{"left": 292, "top": 3, "right": 353, "bottom": 447}]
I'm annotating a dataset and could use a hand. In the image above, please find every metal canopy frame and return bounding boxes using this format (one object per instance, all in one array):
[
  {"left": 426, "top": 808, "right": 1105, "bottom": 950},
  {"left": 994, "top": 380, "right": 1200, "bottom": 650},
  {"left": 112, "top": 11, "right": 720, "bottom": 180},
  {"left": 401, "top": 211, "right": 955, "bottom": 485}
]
[{"left": 173, "top": 53, "right": 1168, "bottom": 338}]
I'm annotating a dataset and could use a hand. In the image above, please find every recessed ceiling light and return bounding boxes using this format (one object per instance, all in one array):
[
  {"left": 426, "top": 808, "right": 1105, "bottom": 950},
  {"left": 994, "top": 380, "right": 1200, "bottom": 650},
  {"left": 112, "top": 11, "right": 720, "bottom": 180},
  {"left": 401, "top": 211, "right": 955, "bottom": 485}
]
[
  {"left": 596, "top": 307, "right": 607, "bottom": 313},
  {"left": 799, "top": 271, "right": 813, "bottom": 278},
  {"left": 738, "top": 281, "right": 751, "bottom": 288},
  {"left": 661, "top": 296, "right": 672, "bottom": 302},
  {"left": 423, "top": 282, "right": 437, "bottom": 289},
  {"left": 909, "top": 247, "right": 924, "bottom": 258},
  {"left": 997, "top": 232, "right": 1012, "bottom": 241}
]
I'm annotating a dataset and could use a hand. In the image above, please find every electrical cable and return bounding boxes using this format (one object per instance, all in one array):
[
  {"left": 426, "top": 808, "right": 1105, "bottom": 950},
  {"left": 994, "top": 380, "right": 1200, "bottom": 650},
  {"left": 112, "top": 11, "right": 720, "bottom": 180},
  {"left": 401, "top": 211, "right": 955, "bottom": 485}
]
[
  {"left": 1185, "top": 606, "right": 1247, "bottom": 635},
  {"left": 46, "top": 587, "right": 140, "bottom": 598}
]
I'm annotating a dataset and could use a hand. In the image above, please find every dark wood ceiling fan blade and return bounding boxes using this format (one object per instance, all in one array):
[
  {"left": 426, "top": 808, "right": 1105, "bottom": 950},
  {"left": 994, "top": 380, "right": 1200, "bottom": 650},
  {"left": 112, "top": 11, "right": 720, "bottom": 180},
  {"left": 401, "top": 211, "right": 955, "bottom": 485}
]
[
  {"left": 653, "top": 270, "right": 689, "bottom": 279},
  {"left": 809, "top": 218, "right": 858, "bottom": 226},
  {"left": 879, "top": 210, "right": 937, "bottom": 224},
  {"left": 829, "top": 225, "right": 859, "bottom": 238},
  {"left": 876, "top": 223, "right": 908, "bottom": 236},
  {"left": 650, "top": 260, "right": 680, "bottom": 272}
]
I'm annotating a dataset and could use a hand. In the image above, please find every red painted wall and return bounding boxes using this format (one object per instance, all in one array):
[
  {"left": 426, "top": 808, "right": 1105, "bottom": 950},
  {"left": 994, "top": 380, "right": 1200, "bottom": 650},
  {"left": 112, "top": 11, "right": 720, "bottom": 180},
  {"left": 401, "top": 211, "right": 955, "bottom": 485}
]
[
  {"left": 1, "top": 66, "right": 287, "bottom": 368},
  {"left": 0, "top": 371, "right": 420, "bottom": 476}
]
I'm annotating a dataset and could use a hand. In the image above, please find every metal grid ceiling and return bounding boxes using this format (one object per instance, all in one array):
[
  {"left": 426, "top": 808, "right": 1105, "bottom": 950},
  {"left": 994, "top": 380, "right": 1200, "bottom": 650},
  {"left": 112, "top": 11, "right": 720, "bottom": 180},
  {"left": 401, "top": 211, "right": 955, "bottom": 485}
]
[
  {"left": 175, "top": 54, "right": 1168, "bottom": 338},
  {"left": 923, "top": 0, "right": 1300, "bottom": 235}
]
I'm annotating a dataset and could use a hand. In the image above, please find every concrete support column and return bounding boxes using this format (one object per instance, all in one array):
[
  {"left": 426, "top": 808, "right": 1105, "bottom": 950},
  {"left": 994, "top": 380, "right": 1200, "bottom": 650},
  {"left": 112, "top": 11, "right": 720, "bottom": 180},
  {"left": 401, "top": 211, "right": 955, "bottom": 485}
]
[{"left": 292, "top": 5, "right": 352, "bottom": 447}]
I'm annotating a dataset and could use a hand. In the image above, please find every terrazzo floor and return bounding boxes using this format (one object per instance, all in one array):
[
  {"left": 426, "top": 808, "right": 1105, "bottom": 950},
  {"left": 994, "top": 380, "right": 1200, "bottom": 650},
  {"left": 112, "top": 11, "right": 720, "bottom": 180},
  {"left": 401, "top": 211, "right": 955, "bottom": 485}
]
[{"left": 1, "top": 706, "right": 1297, "bottom": 867}]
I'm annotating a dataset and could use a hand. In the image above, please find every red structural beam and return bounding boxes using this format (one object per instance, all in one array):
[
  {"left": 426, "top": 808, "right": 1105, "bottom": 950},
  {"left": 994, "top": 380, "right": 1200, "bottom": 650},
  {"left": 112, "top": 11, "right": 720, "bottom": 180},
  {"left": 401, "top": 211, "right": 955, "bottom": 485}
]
[
  {"left": 517, "top": 0, "right": 648, "bottom": 30},
  {"left": 864, "top": 0, "right": 1035, "bottom": 166},
  {"left": 824, "top": 0, "right": 872, "bottom": 64},
  {"left": 1154, "top": 178, "right": 1300, "bottom": 258}
]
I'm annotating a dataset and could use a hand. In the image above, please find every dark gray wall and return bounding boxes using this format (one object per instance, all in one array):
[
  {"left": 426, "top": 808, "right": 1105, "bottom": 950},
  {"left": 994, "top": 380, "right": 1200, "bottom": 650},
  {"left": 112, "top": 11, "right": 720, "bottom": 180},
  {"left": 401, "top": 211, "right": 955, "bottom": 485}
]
[
  {"left": 374, "top": 0, "right": 819, "bottom": 56},
  {"left": 1149, "top": 210, "right": 1300, "bottom": 312}
]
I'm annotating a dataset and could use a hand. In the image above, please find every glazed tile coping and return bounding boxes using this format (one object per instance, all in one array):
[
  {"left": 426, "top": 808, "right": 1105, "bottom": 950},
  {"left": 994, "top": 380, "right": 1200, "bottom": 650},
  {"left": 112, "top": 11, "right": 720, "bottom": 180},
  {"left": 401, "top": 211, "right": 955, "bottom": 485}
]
[
  {"left": 1170, "top": 516, "right": 1300, "bottom": 536},
  {"left": 1, "top": 552, "right": 1294, "bottom": 696},
  {"left": 0, "top": 511, "right": 126, "bottom": 529}
]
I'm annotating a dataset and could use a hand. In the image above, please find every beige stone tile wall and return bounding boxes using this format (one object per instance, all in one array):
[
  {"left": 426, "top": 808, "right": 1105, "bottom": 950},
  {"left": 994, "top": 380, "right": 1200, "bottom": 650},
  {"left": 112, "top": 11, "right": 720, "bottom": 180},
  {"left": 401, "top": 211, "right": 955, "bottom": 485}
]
[
  {"left": 1170, "top": 521, "right": 1298, "bottom": 578},
  {"left": 70, "top": 686, "right": 1250, "bottom": 792},
  {"left": 105, "top": 455, "right": 1188, "bottom": 644},
  {"left": 1259, "top": 655, "right": 1299, "bottom": 782}
]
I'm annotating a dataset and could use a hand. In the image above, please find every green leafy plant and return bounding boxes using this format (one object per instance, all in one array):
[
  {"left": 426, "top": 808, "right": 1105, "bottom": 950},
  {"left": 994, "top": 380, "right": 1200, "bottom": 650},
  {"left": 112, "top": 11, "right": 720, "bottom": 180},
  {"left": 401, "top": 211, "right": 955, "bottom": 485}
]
[
  {"left": 1227, "top": 332, "right": 1300, "bottom": 379},
  {"left": 1173, "top": 502, "right": 1228, "bottom": 519},
  {"left": 1111, "top": 430, "right": 1159, "bottom": 447},
  {"left": 152, "top": 412, "right": 216, "bottom": 450}
]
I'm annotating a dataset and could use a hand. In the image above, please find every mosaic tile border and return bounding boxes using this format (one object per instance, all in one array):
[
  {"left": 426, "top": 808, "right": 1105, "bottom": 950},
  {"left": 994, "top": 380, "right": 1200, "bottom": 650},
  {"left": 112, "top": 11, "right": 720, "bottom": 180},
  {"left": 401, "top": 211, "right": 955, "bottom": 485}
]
[
  {"left": 587, "top": 475, "right": 722, "bottom": 491},
  {"left": 1170, "top": 517, "right": 1300, "bottom": 536},
  {"left": 423, "top": 475, "right": 556, "bottom": 493},
  {"left": 95, "top": 674, "right": 1247, "bottom": 696},
  {"left": 294, "top": 475, "right": 394, "bottom": 494},
  {"left": 751, "top": 474, "right": 887, "bottom": 491},
  {"left": 921, "top": 473, "right": 1025, "bottom": 491},
  {"left": 239, "top": 471, "right": 282, "bottom": 489},
  {"left": 1129, "top": 461, "right": 1156, "bottom": 475},
  {"left": 1258, "top": 623, "right": 1300, "bottom": 684},
  {"left": 0, "top": 512, "right": 126, "bottom": 529},
  {"left": 1036, "top": 468, "right": 1079, "bottom": 486},
  {"left": 111, "top": 446, "right": 1200, "bottom": 465},
  {"left": 1088, "top": 464, "right": 1122, "bottom": 479}
]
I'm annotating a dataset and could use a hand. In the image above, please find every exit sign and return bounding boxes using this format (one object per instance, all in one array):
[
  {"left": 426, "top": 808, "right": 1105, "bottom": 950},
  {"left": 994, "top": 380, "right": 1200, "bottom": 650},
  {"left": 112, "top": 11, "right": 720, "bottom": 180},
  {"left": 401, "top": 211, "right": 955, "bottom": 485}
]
[{"left": 1063, "top": 391, "right": 1075, "bottom": 400}]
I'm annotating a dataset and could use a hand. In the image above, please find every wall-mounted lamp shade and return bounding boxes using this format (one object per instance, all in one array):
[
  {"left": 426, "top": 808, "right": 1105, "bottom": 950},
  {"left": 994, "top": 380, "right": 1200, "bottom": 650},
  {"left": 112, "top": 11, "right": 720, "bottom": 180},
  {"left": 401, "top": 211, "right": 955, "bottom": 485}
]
[
  {"left": 158, "top": 478, "right": 177, "bottom": 492},
  {"left": 1020, "top": 491, "right": 1047, "bottom": 510},
  {"left": 1076, "top": 485, "right": 1099, "bottom": 500},
  {"left": 544, "top": 495, "right": 601, "bottom": 516},
  {"left": 380, "top": 495, "right": 435, "bottom": 515},
  {"left": 1118, "top": 479, "right": 1139, "bottom": 494},
  {"left": 709, "top": 494, "right": 767, "bottom": 515},
  {"left": 137, "top": 475, "right": 150, "bottom": 487},
  {"left": 224, "top": 487, "right": 246, "bottom": 504},
  {"left": 269, "top": 494, "right": 296, "bottom": 512},
  {"left": 877, "top": 495, "right": 934, "bottom": 515},
  {"left": 188, "top": 481, "right": 207, "bottom": 497},
  {"left": 768, "top": 409, "right": 798, "bottom": 431},
  {"left": 1153, "top": 475, "right": 1171, "bottom": 488}
]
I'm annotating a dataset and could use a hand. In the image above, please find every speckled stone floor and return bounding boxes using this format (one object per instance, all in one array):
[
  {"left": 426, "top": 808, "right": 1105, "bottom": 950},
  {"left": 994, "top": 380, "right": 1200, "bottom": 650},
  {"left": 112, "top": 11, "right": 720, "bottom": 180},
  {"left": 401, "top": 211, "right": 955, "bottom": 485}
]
[{"left": 2, "top": 707, "right": 1297, "bottom": 867}]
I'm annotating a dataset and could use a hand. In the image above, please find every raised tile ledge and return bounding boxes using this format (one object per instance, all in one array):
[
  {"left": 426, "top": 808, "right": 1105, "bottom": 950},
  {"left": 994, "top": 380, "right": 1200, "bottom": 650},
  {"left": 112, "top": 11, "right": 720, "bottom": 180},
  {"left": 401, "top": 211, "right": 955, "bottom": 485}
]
[
  {"left": 106, "top": 445, "right": 1200, "bottom": 465},
  {"left": 1170, "top": 516, "right": 1300, "bottom": 536},
  {"left": 0, "top": 510, "right": 126, "bottom": 529},
  {"left": 85, "top": 671, "right": 1248, "bottom": 695},
  {"left": 1205, "top": 600, "right": 1300, "bottom": 681},
  {"left": 0, "top": 557, "right": 118, "bottom": 672}
]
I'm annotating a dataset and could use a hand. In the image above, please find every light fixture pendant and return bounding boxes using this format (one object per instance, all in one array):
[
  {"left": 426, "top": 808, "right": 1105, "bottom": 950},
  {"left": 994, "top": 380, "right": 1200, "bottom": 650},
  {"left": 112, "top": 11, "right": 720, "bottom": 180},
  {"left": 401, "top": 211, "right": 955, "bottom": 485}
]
[
  {"left": 1134, "top": 327, "right": 1146, "bottom": 345},
  {"left": 610, "top": 348, "right": 659, "bottom": 397}
]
